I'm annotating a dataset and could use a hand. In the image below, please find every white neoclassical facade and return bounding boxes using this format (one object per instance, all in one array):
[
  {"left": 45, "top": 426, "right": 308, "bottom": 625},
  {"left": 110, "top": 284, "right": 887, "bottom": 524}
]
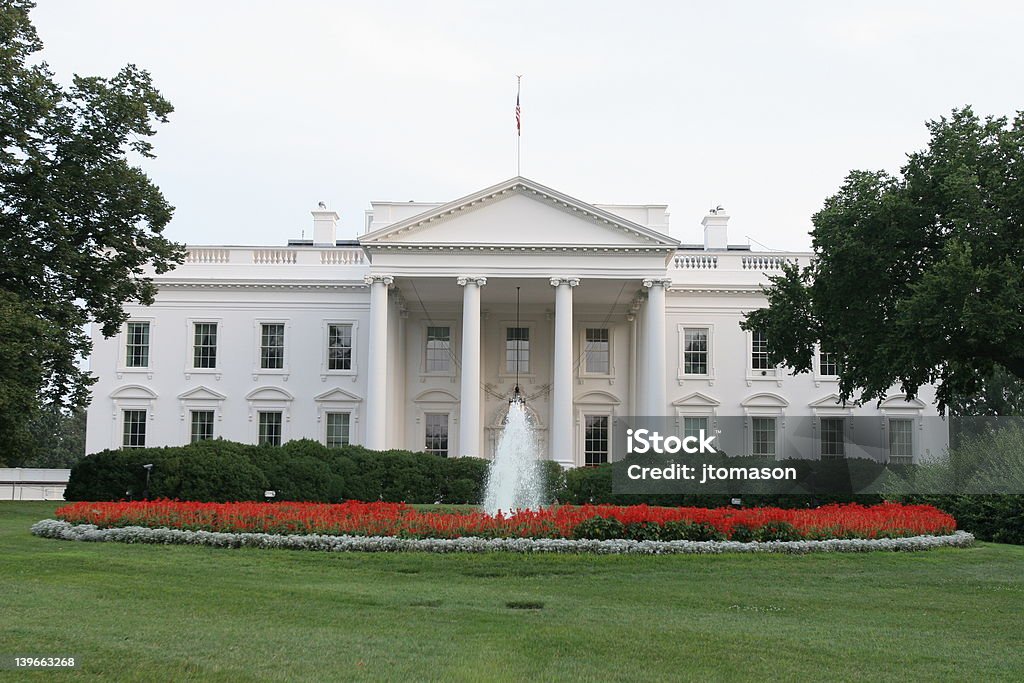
[{"left": 85, "top": 177, "right": 943, "bottom": 467}]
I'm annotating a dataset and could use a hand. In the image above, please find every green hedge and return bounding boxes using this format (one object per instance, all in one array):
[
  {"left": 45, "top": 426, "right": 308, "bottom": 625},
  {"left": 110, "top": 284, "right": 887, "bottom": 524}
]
[
  {"left": 65, "top": 439, "right": 566, "bottom": 505},
  {"left": 558, "top": 457, "right": 888, "bottom": 509},
  {"left": 890, "top": 494, "right": 1024, "bottom": 545}
]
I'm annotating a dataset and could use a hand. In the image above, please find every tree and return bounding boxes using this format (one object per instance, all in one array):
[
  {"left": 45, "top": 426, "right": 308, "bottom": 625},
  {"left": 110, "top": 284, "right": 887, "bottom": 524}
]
[
  {"left": 945, "top": 365, "right": 1024, "bottom": 417},
  {"left": 20, "top": 405, "right": 86, "bottom": 468},
  {"left": 0, "top": 0, "right": 184, "bottom": 463},
  {"left": 742, "top": 107, "right": 1024, "bottom": 413}
]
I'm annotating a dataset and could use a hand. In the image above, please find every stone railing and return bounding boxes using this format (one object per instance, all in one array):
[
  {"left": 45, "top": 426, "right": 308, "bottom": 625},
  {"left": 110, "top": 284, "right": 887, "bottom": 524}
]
[
  {"left": 252, "top": 249, "right": 297, "bottom": 264},
  {"left": 180, "top": 246, "right": 368, "bottom": 268},
  {"left": 741, "top": 255, "right": 797, "bottom": 271},
  {"left": 184, "top": 248, "right": 231, "bottom": 264},
  {"left": 673, "top": 254, "right": 718, "bottom": 269},
  {"left": 321, "top": 249, "right": 366, "bottom": 265},
  {"left": 673, "top": 251, "right": 801, "bottom": 272}
]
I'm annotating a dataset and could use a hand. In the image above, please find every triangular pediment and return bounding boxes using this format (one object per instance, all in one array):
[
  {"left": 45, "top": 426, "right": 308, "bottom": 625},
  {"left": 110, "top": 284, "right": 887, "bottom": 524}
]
[
  {"left": 178, "top": 385, "right": 227, "bottom": 401},
  {"left": 314, "top": 387, "right": 363, "bottom": 403},
  {"left": 360, "top": 177, "right": 678, "bottom": 249},
  {"left": 672, "top": 392, "right": 720, "bottom": 407}
]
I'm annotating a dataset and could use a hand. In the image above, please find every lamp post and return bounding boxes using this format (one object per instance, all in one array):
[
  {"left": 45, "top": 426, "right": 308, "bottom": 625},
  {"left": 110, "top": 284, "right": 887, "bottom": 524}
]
[{"left": 142, "top": 463, "right": 153, "bottom": 500}]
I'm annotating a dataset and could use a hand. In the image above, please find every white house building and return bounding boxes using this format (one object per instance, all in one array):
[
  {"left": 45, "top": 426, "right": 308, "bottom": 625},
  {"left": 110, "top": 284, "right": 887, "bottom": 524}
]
[{"left": 85, "top": 177, "right": 944, "bottom": 468}]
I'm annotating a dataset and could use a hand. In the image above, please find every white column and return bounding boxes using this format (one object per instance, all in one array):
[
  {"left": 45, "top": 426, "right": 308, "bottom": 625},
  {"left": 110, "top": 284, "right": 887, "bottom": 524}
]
[
  {"left": 550, "top": 277, "right": 579, "bottom": 466},
  {"left": 643, "top": 278, "right": 669, "bottom": 416},
  {"left": 364, "top": 274, "right": 393, "bottom": 450},
  {"left": 457, "top": 276, "right": 486, "bottom": 457},
  {"left": 627, "top": 307, "right": 638, "bottom": 418}
]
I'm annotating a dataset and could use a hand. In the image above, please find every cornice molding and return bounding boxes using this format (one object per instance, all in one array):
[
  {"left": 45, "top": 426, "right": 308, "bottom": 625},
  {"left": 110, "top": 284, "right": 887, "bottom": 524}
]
[
  {"left": 668, "top": 286, "right": 764, "bottom": 296},
  {"left": 157, "top": 280, "right": 368, "bottom": 291},
  {"left": 360, "top": 243, "right": 676, "bottom": 255}
]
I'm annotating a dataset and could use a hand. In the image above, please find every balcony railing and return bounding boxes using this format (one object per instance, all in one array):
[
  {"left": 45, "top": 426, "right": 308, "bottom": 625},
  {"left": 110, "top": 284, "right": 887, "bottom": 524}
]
[
  {"left": 672, "top": 251, "right": 800, "bottom": 272},
  {"left": 182, "top": 246, "right": 367, "bottom": 267}
]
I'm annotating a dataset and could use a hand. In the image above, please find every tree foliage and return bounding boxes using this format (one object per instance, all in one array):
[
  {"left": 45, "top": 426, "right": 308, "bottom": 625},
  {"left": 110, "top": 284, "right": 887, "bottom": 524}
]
[
  {"left": 20, "top": 405, "right": 86, "bottom": 468},
  {"left": 0, "top": 1, "right": 183, "bottom": 462},
  {"left": 742, "top": 107, "right": 1024, "bottom": 413}
]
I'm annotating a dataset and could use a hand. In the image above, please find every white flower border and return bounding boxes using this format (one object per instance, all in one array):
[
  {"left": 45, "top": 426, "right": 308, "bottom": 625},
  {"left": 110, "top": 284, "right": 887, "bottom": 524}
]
[{"left": 31, "top": 519, "right": 974, "bottom": 555}]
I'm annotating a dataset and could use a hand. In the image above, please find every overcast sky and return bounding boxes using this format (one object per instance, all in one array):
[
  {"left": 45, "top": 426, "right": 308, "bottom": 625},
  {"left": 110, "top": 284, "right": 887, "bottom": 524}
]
[{"left": 31, "top": 1, "right": 1024, "bottom": 251}]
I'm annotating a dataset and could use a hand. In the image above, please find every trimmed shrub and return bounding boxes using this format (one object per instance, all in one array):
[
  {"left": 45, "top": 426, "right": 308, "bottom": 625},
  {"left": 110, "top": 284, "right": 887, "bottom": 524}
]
[
  {"left": 572, "top": 516, "right": 625, "bottom": 540},
  {"left": 728, "top": 523, "right": 757, "bottom": 542},
  {"left": 755, "top": 521, "right": 801, "bottom": 542},
  {"left": 661, "top": 520, "right": 726, "bottom": 542},
  {"left": 892, "top": 494, "right": 1024, "bottom": 545},
  {"left": 67, "top": 439, "right": 489, "bottom": 504}
]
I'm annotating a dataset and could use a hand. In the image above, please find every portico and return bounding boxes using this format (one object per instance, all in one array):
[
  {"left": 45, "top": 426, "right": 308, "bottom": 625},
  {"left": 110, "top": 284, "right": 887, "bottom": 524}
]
[{"left": 358, "top": 177, "right": 679, "bottom": 464}]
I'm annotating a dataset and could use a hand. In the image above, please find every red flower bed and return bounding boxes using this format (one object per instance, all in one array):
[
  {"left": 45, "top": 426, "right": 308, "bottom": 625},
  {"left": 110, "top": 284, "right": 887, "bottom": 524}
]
[{"left": 54, "top": 500, "right": 956, "bottom": 541}]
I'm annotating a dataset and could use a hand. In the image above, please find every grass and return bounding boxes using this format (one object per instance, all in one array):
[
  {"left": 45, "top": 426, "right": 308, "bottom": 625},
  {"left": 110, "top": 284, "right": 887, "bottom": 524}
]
[{"left": 2, "top": 502, "right": 1022, "bottom": 682}]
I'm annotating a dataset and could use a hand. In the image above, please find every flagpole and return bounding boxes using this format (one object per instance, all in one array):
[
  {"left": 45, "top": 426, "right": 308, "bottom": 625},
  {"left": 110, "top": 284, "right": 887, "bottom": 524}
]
[{"left": 515, "top": 74, "right": 522, "bottom": 176}]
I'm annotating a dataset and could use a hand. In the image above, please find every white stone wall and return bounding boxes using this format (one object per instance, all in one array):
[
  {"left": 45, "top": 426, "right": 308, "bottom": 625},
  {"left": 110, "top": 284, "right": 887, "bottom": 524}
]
[{"left": 86, "top": 279, "right": 945, "bottom": 463}]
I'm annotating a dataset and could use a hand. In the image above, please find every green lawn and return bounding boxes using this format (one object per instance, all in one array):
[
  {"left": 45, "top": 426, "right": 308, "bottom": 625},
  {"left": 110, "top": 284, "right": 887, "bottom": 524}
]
[{"left": 2, "top": 502, "right": 1022, "bottom": 682}]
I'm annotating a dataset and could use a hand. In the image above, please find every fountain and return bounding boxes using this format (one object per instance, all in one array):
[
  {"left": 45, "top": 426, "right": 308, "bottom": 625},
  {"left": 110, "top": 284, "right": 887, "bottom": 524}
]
[
  {"left": 482, "top": 286, "right": 546, "bottom": 516},
  {"left": 483, "top": 397, "right": 545, "bottom": 516}
]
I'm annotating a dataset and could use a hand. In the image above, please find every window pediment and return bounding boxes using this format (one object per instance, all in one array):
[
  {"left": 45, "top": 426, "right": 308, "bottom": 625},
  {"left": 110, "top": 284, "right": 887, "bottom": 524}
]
[
  {"left": 672, "top": 392, "right": 720, "bottom": 407},
  {"left": 177, "top": 386, "right": 227, "bottom": 402},
  {"left": 245, "top": 386, "right": 294, "bottom": 402},
  {"left": 314, "top": 387, "right": 363, "bottom": 403},
  {"left": 110, "top": 384, "right": 158, "bottom": 400},
  {"left": 741, "top": 392, "right": 789, "bottom": 408}
]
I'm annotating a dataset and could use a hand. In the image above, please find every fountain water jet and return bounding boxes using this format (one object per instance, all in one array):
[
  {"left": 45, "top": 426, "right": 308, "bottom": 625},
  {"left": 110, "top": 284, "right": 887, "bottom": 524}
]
[
  {"left": 483, "top": 284, "right": 546, "bottom": 516},
  {"left": 483, "top": 399, "right": 545, "bottom": 516}
]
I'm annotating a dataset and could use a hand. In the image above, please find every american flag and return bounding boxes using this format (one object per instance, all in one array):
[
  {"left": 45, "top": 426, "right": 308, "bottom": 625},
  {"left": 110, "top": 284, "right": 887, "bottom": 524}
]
[{"left": 515, "top": 93, "right": 521, "bottom": 136}]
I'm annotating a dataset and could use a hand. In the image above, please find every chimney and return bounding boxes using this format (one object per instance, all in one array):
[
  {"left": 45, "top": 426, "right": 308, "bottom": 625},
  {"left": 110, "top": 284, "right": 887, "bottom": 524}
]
[
  {"left": 311, "top": 204, "right": 339, "bottom": 245},
  {"left": 702, "top": 207, "right": 729, "bottom": 250}
]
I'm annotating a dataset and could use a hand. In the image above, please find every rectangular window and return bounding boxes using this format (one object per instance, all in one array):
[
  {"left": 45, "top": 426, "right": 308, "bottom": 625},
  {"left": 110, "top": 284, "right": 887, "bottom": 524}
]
[
  {"left": 889, "top": 419, "right": 914, "bottom": 464},
  {"left": 190, "top": 410, "right": 214, "bottom": 443},
  {"left": 258, "top": 411, "right": 282, "bottom": 446},
  {"left": 506, "top": 327, "right": 530, "bottom": 374},
  {"left": 193, "top": 323, "right": 218, "bottom": 369},
  {"left": 751, "top": 330, "right": 770, "bottom": 371},
  {"left": 425, "top": 326, "right": 451, "bottom": 373},
  {"left": 584, "top": 328, "right": 610, "bottom": 374},
  {"left": 260, "top": 323, "right": 285, "bottom": 370},
  {"left": 326, "top": 412, "right": 350, "bottom": 448},
  {"left": 820, "top": 417, "right": 845, "bottom": 459},
  {"left": 424, "top": 413, "right": 449, "bottom": 457},
  {"left": 683, "top": 416, "right": 709, "bottom": 442},
  {"left": 327, "top": 323, "right": 353, "bottom": 371},
  {"left": 751, "top": 417, "right": 776, "bottom": 457},
  {"left": 122, "top": 409, "right": 147, "bottom": 448},
  {"left": 683, "top": 328, "right": 709, "bottom": 375},
  {"left": 125, "top": 321, "right": 150, "bottom": 368},
  {"left": 584, "top": 415, "right": 609, "bottom": 467},
  {"left": 819, "top": 350, "right": 838, "bottom": 377}
]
